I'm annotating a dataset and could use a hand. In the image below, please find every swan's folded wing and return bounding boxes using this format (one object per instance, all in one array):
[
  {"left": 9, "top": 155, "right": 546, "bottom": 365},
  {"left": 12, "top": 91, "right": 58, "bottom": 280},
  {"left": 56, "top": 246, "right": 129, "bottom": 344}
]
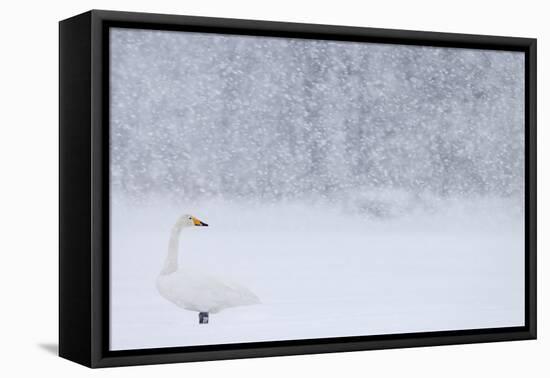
[{"left": 157, "top": 271, "right": 260, "bottom": 313}]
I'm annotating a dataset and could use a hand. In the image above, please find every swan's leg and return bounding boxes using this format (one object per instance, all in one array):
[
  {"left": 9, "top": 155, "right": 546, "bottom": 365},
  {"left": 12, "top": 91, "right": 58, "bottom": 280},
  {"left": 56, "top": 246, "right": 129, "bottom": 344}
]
[{"left": 199, "top": 312, "right": 209, "bottom": 324}]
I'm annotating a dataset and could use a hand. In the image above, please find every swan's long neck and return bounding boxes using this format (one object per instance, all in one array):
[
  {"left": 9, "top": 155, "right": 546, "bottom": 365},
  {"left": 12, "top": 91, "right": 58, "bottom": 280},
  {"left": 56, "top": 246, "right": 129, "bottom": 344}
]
[{"left": 161, "top": 222, "right": 183, "bottom": 275}]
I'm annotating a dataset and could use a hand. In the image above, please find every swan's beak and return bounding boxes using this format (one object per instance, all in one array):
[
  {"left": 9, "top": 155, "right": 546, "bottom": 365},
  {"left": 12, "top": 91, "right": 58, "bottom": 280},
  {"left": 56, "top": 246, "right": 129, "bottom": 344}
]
[{"left": 192, "top": 217, "right": 208, "bottom": 227}]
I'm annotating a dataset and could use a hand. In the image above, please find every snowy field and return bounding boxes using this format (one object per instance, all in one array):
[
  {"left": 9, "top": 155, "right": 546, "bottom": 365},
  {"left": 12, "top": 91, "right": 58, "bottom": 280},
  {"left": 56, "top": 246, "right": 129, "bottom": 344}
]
[{"left": 110, "top": 197, "right": 524, "bottom": 350}]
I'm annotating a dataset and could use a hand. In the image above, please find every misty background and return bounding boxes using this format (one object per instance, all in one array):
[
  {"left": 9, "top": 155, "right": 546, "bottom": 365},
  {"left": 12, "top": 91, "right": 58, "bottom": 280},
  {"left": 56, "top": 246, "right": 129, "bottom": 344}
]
[{"left": 110, "top": 28, "right": 524, "bottom": 214}]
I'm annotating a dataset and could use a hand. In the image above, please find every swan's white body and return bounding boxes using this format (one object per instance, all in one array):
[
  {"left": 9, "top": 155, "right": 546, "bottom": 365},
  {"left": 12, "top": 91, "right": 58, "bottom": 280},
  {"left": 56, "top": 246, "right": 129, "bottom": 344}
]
[{"left": 156, "top": 215, "right": 259, "bottom": 318}]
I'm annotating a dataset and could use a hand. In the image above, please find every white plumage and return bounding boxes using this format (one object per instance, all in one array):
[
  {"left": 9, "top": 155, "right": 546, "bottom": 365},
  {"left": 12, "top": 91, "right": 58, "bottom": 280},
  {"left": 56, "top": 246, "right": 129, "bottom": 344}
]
[{"left": 156, "top": 214, "right": 259, "bottom": 323}]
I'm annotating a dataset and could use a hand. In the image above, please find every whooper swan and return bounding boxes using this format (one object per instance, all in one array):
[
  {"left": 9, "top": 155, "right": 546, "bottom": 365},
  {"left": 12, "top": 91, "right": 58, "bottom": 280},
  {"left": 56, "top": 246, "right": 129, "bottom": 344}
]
[{"left": 156, "top": 214, "right": 260, "bottom": 324}]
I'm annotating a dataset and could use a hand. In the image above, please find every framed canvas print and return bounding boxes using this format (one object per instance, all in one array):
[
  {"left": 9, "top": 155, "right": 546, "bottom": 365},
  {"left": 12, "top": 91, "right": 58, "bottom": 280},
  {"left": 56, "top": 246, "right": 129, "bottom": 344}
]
[{"left": 59, "top": 10, "right": 536, "bottom": 368}]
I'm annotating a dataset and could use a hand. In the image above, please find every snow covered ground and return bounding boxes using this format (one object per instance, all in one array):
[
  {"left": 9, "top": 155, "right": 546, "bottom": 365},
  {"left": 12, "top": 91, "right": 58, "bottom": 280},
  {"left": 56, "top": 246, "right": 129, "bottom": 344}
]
[{"left": 110, "top": 197, "right": 524, "bottom": 351}]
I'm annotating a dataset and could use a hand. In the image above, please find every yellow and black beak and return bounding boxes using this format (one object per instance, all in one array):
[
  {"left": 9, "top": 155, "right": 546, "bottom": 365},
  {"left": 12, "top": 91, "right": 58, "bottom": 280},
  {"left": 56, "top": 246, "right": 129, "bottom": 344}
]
[{"left": 192, "top": 217, "right": 208, "bottom": 227}]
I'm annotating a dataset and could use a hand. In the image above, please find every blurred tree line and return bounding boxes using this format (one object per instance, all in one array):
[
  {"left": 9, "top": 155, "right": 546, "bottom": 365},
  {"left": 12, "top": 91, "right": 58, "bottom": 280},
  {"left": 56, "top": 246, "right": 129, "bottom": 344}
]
[{"left": 110, "top": 29, "right": 524, "bottom": 204}]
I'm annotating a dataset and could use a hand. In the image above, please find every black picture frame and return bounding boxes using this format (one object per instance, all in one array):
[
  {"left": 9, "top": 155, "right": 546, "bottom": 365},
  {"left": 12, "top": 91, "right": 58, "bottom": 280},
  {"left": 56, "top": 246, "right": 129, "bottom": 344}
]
[{"left": 59, "top": 9, "right": 537, "bottom": 368}]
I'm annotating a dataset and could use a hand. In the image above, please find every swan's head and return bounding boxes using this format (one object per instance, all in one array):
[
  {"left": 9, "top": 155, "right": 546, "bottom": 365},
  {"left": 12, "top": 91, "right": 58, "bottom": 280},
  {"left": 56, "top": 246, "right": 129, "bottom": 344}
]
[{"left": 178, "top": 214, "right": 208, "bottom": 228}]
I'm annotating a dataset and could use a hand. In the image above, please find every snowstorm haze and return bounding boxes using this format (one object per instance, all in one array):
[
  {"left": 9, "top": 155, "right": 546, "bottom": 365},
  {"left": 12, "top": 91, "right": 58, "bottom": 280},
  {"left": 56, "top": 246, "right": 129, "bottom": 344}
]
[
  {"left": 109, "top": 28, "right": 525, "bottom": 350},
  {"left": 110, "top": 28, "right": 524, "bottom": 209}
]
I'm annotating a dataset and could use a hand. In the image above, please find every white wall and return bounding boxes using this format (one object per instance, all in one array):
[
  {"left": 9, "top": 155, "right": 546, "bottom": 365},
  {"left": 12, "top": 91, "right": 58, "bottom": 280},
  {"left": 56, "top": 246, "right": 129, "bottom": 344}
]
[{"left": 0, "top": 0, "right": 546, "bottom": 376}]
